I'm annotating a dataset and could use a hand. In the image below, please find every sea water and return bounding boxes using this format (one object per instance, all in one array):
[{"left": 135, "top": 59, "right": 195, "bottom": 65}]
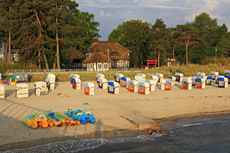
[{"left": 4, "top": 116, "right": 230, "bottom": 153}]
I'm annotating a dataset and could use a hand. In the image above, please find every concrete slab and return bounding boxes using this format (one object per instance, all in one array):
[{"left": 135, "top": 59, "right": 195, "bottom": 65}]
[{"left": 121, "top": 114, "right": 161, "bottom": 130}]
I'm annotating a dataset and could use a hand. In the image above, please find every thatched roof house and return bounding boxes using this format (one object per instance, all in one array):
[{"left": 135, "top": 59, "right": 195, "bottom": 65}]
[
  {"left": 84, "top": 50, "right": 112, "bottom": 63},
  {"left": 83, "top": 41, "right": 132, "bottom": 70}
]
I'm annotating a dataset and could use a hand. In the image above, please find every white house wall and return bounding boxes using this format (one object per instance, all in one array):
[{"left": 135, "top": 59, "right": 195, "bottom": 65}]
[{"left": 87, "top": 62, "right": 109, "bottom": 71}]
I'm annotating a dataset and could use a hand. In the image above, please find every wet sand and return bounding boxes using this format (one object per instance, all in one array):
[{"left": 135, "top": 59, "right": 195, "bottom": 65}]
[{"left": 1, "top": 80, "right": 230, "bottom": 151}]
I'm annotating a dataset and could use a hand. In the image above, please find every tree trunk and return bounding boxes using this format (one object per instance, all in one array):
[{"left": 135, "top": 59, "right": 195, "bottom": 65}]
[
  {"left": 34, "top": 9, "right": 49, "bottom": 69},
  {"left": 4, "top": 40, "right": 9, "bottom": 63},
  {"left": 38, "top": 49, "right": 41, "bottom": 69},
  {"left": 172, "top": 44, "right": 176, "bottom": 66},
  {"left": 158, "top": 49, "right": 160, "bottom": 67},
  {"left": 43, "top": 50, "right": 49, "bottom": 69},
  {"left": 56, "top": 1, "right": 60, "bottom": 69},
  {"left": 186, "top": 40, "right": 189, "bottom": 65},
  {"left": 9, "top": 33, "right": 11, "bottom": 64},
  {"left": 9, "top": 4, "right": 12, "bottom": 64}
]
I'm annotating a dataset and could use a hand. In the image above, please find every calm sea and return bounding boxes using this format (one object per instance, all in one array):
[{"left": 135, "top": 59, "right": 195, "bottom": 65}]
[{"left": 4, "top": 116, "right": 230, "bottom": 153}]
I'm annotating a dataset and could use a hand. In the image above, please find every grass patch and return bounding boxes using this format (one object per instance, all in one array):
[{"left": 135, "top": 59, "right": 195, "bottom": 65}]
[{"left": 2, "top": 63, "right": 230, "bottom": 82}]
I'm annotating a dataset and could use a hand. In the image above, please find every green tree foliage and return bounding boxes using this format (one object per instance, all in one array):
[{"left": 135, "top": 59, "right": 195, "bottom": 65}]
[
  {"left": 63, "top": 11, "right": 100, "bottom": 59},
  {"left": 191, "top": 12, "right": 218, "bottom": 33},
  {"left": 108, "top": 22, "right": 126, "bottom": 45},
  {"left": 0, "top": 0, "right": 100, "bottom": 69},
  {"left": 123, "top": 20, "right": 151, "bottom": 67},
  {"left": 48, "top": 0, "right": 79, "bottom": 69},
  {"left": 217, "top": 33, "right": 230, "bottom": 57},
  {"left": 0, "top": 0, "right": 20, "bottom": 64},
  {"left": 149, "top": 19, "right": 170, "bottom": 67},
  {"left": 108, "top": 20, "right": 151, "bottom": 67},
  {"left": 174, "top": 24, "right": 202, "bottom": 65}
]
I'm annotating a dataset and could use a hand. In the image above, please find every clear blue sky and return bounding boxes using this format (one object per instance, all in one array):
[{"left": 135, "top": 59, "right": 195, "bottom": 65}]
[{"left": 76, "top": 0, "right": 230, "bottom": 40}]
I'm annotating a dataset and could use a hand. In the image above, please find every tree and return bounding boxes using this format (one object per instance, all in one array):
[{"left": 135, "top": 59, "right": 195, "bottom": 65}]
[
  {"left": 217, "top": 33, "right": 230, "bottom": 57},
  {"left": 123, "top": 19, "right": 151, "bottom": 67},
  {"left": 62, "top": 10, "right": 101, "bottom": 64},
  {"left": 14, "top": 0, "right": 54, "bottom": 69},
  {"left": 174, "top": 24, "right": 202, "bottom": 65},
  {"left": 108, "top": 22, "right": 126, "bottom": 45},
  {"left": 149, "top": 19, "right": 170, "bottom": 67},
  {"left": 48, "top": 0, "right": 79, "bottom": 69},
  {"left": 191, "top": 12, "right": 218, "bottom": 33},
  {"left": 0, "top": 0, "right": 19, "bottom": 64}
]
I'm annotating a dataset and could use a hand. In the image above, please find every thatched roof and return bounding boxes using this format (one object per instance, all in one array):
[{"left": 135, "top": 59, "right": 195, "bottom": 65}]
[
  {"left": 83, "top": 51, "right": 112, "bottom": 63},
  {"left": 86, "top": 41, "right": 131, "bottom": 60}
]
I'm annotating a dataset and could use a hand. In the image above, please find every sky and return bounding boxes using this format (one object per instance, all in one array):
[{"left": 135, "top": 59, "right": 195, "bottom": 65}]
[{"left": 75, "top": 0, "right": 230, "bottom": 41}]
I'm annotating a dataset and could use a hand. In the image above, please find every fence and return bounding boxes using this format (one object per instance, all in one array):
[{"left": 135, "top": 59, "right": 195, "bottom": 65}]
[{"left": 6, "top": 67, "right": 155, "bottom": 73}]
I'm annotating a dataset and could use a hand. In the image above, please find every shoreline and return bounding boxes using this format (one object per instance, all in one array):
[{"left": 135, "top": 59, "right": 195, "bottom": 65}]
[{"left": 1, "top": 111, "right": 230, "bottom": 152}]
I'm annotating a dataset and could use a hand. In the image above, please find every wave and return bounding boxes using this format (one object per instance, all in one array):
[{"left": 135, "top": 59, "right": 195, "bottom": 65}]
[
  {"left": 4, "top": 134, "right": 160, "bottom": 153},
  {"left": 182, "top": 123, "right": 204, "bottom": 127}
]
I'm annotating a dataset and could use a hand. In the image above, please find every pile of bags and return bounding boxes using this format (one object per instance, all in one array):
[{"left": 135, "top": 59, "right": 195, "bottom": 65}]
[{"left": 22, "top": 109, "right": 96, "bottom": 129}]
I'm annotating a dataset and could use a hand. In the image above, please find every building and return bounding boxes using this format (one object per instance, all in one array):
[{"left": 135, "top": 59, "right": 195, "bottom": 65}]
[
  {"left": 83, "top": 41, "right": 131, "bottom": 71},
  {"left": 83, "top": 50, "right": 112, "bottom": 71},
  {"left": 164, "top": 55, "right": 177, "bottom": 66},
  {"left": 0, "top": 42, "right": 19, "bottom": 63}
]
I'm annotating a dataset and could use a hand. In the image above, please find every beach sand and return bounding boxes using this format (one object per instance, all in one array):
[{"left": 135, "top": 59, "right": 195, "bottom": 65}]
[{"left": 1, "top": 80, "right": 230, "bottom": 151}]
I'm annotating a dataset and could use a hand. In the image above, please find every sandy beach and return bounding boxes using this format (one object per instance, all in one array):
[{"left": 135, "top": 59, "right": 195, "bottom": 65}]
[{"left": 1, "top": 80, "right": 230, "bottom": 151}]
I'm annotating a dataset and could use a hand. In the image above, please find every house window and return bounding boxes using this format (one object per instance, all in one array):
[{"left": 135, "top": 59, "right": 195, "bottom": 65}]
[
  {"left": 120, "top": 60, "right": 124, "bottom": 67},
  {"left": 104, "top": 64, "right": 107, "bottom": 69},
  {"left": 110, "top": 52, "right": 118, "bottom": 56},
  {"left": 98, "top": 64, "right": 102, "bottom": 69}
]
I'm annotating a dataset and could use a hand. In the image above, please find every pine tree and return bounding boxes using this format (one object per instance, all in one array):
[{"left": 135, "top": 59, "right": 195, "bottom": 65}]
[
  {"left": 14, "top": 0, "right": 54, "bottom": 69},
  {"left": 149, "top": 19, "right": 169, "bottom": 67},
  {"left": 174, "top": 24, "right": 202, "bottom": 65},
  {"left": 48, "top": 0, "right": 79, "bottom": 69},
  {"left": 0, "top": 0, "right": 18, "bottom": 64}
]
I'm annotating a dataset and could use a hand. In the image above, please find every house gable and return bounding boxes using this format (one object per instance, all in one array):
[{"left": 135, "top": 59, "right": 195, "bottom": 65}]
[{"left": 86, "top": 41, "right": 131, "bottom": 60}]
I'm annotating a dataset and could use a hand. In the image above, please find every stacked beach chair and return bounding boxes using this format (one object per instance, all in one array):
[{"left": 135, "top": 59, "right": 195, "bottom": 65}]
[
  {"left": 204, "top": 76, "right": 212, "bottom": 85},
  {"left": 155, "top": 73, "right": 163, "bottom": 83},
  {"left": 216, "top": 76, "right": 228, "bottom": 88},
  {"left": 197, "top": 72, "right": 205, "bottom": 78},
  {"left": 195, "top": 78, "right": 205, "bottom": 89},
  {"left": 226, "top": 75, "right": 230, "bottom": 84},
  {"left": 145, "top": 80, "right": 156, "bottom": 92},
  {"left": 83, "top": 82, "right": 94, "bottom": 96},
  {"left": 175, "top": 73, "right": 183, "bottom": 82},
  {"left": 181, "top": 78, "right": 192, "bottom": 90},
  {"left": 70, "top": 74, "right": 80, "bottom": 84},
  {"left": 168, "top": 76, "right": 176, "bottom": 85},
  {"left": 135, "top": 73, "right": 145, "bottom": 82},
  {"left": 120, "top": 77, "right": 130, "bottom": 88},
  {"left": 34, "top": 81, "right": 48, "bottom": 96},
  {"left": 108, "top": 81, "right": 119, "bottom": 94},
  {"left": 97, "top": 77, "right": 108, "bottom": 89},
  {"left": 114, "top": 73, "right": 124, "bottom": 83},
  {"left": 191, "top": 76, "right": 197, "bottom": 86},
  {"left": 16, "top": 83, "right": 29, "bottom": 98},
  {"left": 45, "top": 73, "right": 56, "bottom": 90},
  {"left": 0, "top": 84, "right": 5, "bottom": 99},
  {"left": 71, "top": 78, "right": 81, "bottom": 90},
  {"left": 96, "top": 73, "right": 105, "bottom": 82},
  {"left": 151, "top": 75, "right": 159, "bottom": 85},
  {"left": 127, "top": 80, "right": 139, "bottom": 93},
  {"left": 138, "top": 82, "right": 150, "bottom": 95},
  {"left": 211, "top": 71, "right": 219, "bottom": 80},
  {"left": 225, "top": 70, "right": 230, "bottom": 84},
  {"left": 224, "top": 70, "right": 230, "bottom": 77},
  {"left": 161, "top": 79, "right": 172, "bottom": 91}
]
